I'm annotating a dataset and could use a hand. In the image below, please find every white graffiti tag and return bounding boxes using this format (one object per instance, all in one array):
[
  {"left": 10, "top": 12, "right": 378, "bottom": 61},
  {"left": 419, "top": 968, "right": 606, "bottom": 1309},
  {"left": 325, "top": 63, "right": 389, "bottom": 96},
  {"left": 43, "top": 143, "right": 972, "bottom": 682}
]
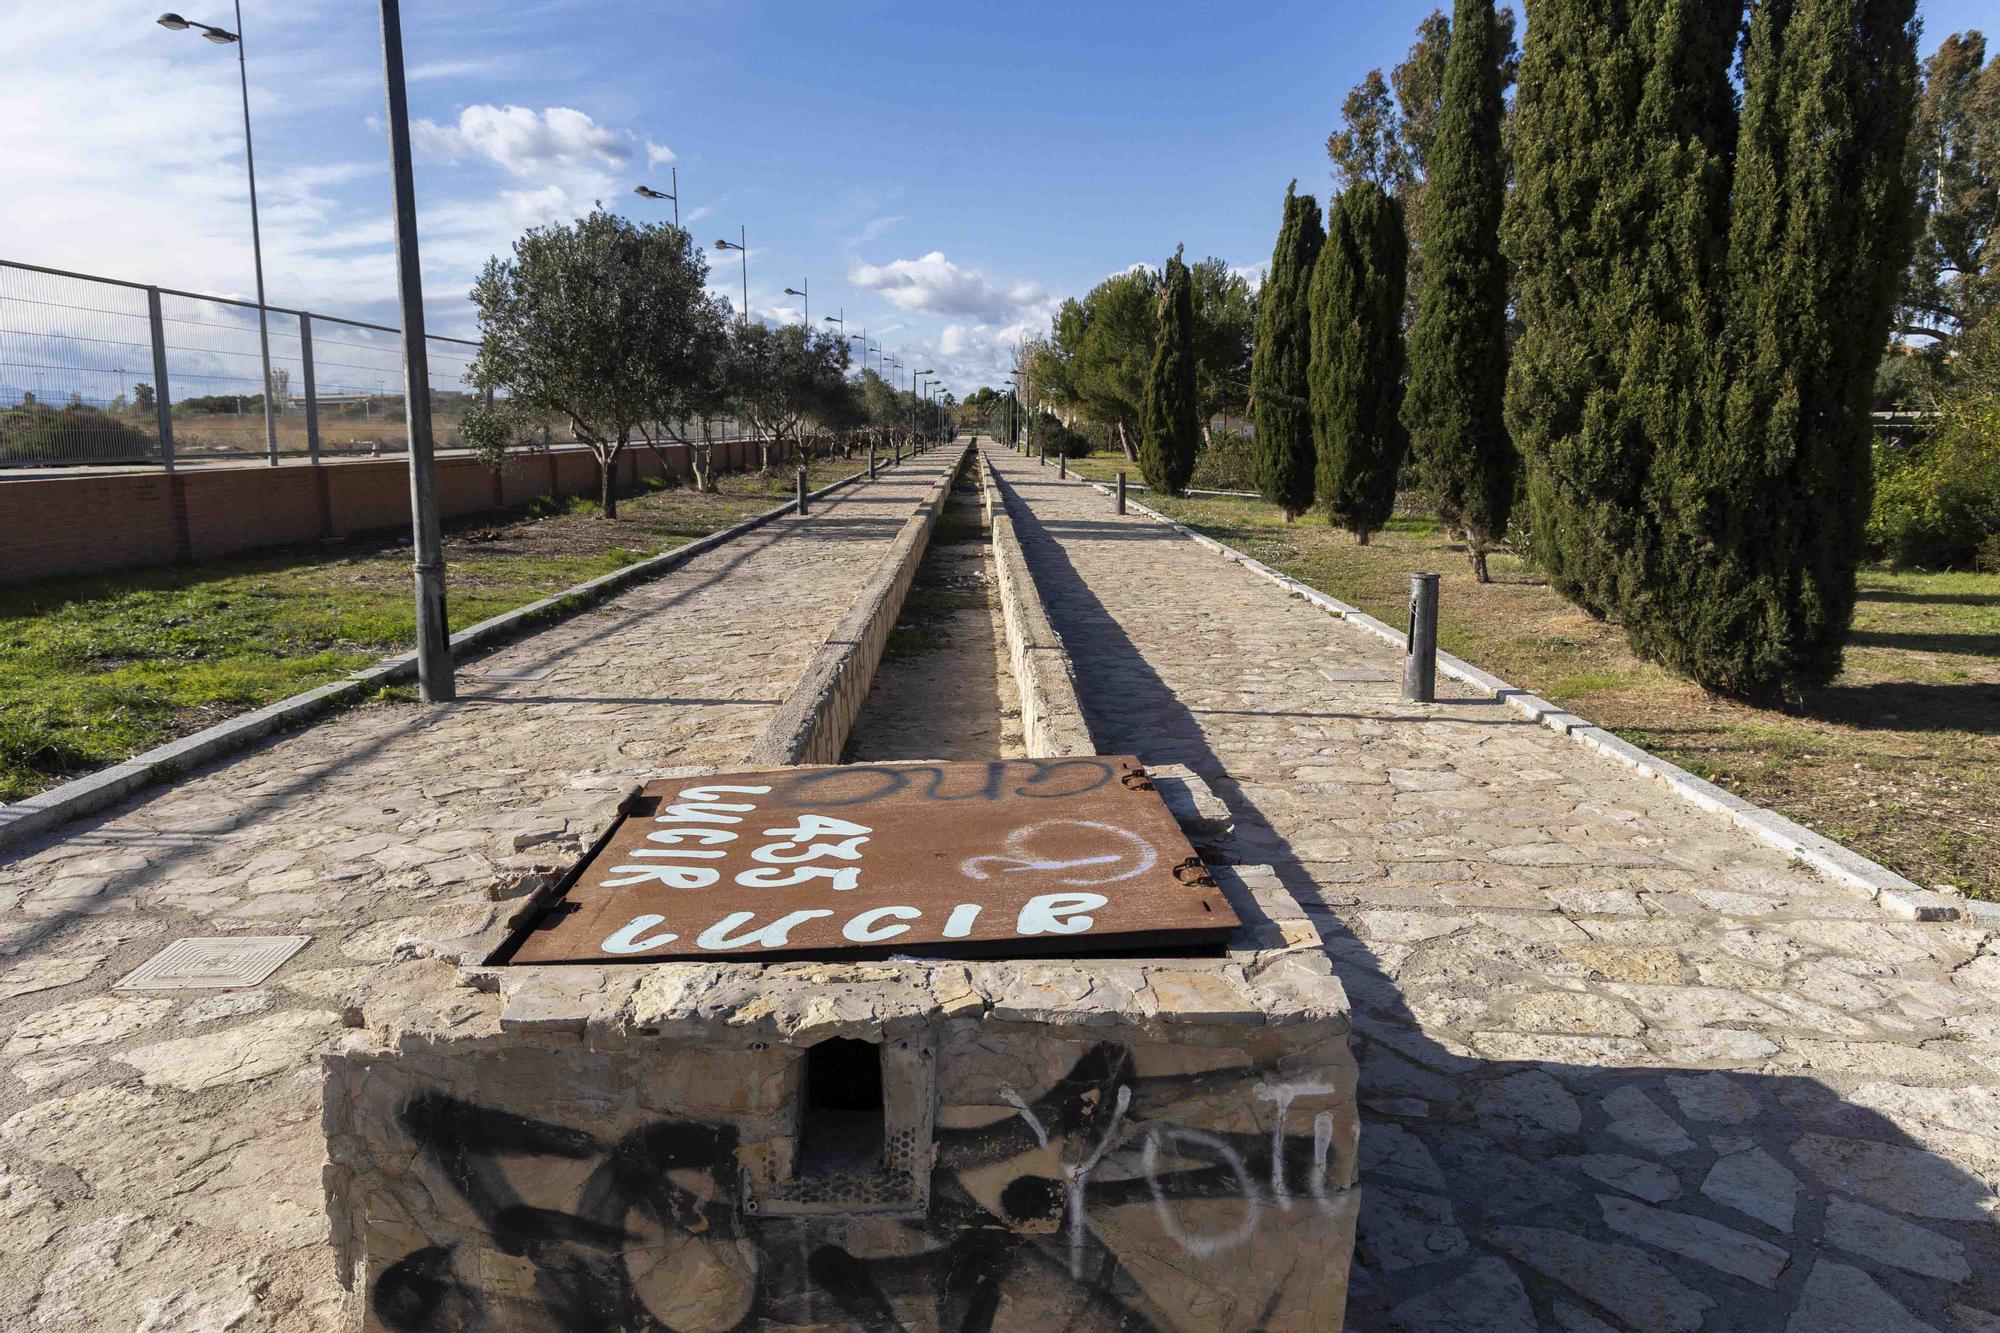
[{"left": 959, "top": 820, "right": 1158, "bottom": 887}]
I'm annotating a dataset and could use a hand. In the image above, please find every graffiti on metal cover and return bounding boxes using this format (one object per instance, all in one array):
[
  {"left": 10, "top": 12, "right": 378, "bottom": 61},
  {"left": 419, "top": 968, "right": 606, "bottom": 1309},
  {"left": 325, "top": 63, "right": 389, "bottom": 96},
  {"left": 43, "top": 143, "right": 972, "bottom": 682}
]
[
  {"left": 509, "top": 757, "right": 1237, "bottom": 965},
  {"left": 369, "top": 1043, "right": 1352, "bottom": 1331}
]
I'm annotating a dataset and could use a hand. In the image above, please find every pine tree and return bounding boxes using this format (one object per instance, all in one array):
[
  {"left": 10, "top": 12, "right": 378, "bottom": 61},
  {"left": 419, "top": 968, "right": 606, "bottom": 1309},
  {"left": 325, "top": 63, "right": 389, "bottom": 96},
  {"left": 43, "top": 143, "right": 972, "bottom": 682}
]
[
  {"left": 1140, "top": 247, "right": 1200, "bottom": 496},
  {"left": 1403, "top": 0, "right": 1513, "bottom": 581},
  {"left": 1309, "top": 182, "right": 1409, "bottom": 544},
  {"left": 1252, "top": 183, "right": 1325, "bottom": 520},
  {"left": 1656, "top": 0, "right": 1922, "bottom": 697}
]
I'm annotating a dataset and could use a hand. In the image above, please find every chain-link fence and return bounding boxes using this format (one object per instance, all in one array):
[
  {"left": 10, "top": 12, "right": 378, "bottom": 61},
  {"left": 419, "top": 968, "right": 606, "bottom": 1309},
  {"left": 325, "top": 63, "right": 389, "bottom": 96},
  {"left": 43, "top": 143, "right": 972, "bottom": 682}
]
[{"left": 0, "top": 259, "right": 760, "bottom": 469}]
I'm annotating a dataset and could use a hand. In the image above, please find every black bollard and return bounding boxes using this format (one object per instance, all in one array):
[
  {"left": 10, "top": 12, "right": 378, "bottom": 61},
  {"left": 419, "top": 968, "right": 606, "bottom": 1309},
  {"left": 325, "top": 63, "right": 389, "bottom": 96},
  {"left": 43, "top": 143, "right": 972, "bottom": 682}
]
[
  {"left": 796, "top": 466, "right": 809, "bottom": 517},
  {"left": 1058, "top": 450, "right": 1067, "bottom": 479},
  {"left": 1116, "top": 471, "right": 1126, "bottom": 514},
  {"left": 868, "top": 446, "right": 877, "bottom": 480},
  {"left": 1403, "top": 572, "right": 1440, "bottom": 702}
]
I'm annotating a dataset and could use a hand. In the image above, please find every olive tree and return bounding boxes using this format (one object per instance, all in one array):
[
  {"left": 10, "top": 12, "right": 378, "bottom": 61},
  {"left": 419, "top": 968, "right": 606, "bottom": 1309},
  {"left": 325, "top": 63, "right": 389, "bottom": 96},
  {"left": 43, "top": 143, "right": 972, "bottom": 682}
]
[{"left": 466, "top": 210, "right": 728, "bottom": 517}]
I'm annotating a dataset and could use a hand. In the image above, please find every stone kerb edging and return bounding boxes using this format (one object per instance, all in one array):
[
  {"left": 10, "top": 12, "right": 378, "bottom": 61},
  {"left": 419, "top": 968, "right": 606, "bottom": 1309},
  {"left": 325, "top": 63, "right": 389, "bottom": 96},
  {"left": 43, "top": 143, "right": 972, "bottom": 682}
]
[
  {"left": 746, "top": 443, "right": 970, "bottom": 766},
  {"left": 1054, "top": 472, "right": 1966, "bottom": 926},
  {"left": 0, "top": 458, "right": 912, "bottom": 855},
  {"left": 977, "top": 455, "right": 1095, "bottom": 760}
]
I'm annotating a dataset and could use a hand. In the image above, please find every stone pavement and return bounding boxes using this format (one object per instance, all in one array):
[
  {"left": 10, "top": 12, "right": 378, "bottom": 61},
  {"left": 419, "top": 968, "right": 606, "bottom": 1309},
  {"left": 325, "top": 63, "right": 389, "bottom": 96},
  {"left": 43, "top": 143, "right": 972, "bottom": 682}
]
[
  {"left": 0, "top": 448, "right": 961, "bottom": 1330},
  {"left": 986, "top": 443, "right": 2000, "bottom": 1333}
]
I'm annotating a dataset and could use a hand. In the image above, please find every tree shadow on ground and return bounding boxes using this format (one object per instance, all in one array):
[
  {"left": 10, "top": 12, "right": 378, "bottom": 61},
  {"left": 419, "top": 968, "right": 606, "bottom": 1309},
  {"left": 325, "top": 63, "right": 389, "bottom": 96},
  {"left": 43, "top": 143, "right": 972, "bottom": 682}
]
[
  {"left": 1000, "top": 460, "right": 2000, "bottom": 1332},
  {"left": 1800, "top": 680, "right": 2000, "bottom": 735}
]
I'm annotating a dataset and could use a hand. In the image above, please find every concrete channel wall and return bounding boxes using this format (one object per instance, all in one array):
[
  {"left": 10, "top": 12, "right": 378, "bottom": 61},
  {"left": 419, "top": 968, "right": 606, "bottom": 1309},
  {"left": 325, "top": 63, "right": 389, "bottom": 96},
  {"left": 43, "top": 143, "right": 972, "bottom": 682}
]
[
  {"left": 320, "top": 439, "right": 1362, "bottom": 1331},
  {"left": 980, "top": 454, "right": 1096, "bottom": 760},
  {"left": 747, "top": 442, "right": 968, "bottom": 766}
]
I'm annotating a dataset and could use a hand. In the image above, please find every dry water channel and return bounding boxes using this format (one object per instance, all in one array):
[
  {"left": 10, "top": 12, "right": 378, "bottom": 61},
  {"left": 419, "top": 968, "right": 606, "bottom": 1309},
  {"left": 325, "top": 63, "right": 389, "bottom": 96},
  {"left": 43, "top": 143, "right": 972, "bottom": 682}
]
[{"left": 843, "top": 460, "right": 1026, "bottom": 763}]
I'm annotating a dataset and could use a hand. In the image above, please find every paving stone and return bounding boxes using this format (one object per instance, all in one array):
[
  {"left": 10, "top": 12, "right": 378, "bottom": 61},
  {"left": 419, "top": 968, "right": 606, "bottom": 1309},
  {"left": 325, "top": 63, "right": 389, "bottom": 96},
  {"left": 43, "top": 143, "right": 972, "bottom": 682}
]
[
  {"left": 1949, "top": 1303, "right": 2000, "bottom": 1332},
  {"left": 1505, "top": 989, "right": 1645, "bottom": 1037},
  {"left": 1389, "top": 1255, "right": 1536, "bottom": 1332},
  {"left": 1358, "top": 1122, "right": 1449, "bottom": 1191},
  {"left": 1553, "top": 1301, "right": 1623, "bottom": 1333},
  {"left": 0, "top": 955, "right": 106, "bottom": 1000},
  {"left": 1476, "top": 1069, "right": 1583, "bottom": 1135},
  {"left": 114, "top": 1009, "right": 341, "bottom": 1090},
  {"left": 1791, "top": 1133, "right": 1996, "bottom": 1222},
  {"left": 2, "top": 994, "right": 175, "bottom": 1056},
  {"left": 1597, "top": 1194, "right": 1791, "bottom": 1288},
  {"left": 1664, "top": 1071, "right": 1762, "bottom": 1124},
  {"left": 1487, "top": 1225, "right": 1714, "bottom": 1333},
  {"left": 1784, "top": 1259, "right": 1939, "bottom": 1333},
  {"left": 1359, "top": 1186, "right": 1470, "bottom": 1272},
  {"left": 1602, "top": 1086, "right": 1698, "bottom": 1157},
  {"left": 1824, "top": 1196, "right": 1971, "bottom": 1281},
  {"left": 1701, "top": 1147, "right": 1800, "bottom": 1232},
  {"left": 1571, "top": 1153, "right": 1681, "bottom": 1203}
]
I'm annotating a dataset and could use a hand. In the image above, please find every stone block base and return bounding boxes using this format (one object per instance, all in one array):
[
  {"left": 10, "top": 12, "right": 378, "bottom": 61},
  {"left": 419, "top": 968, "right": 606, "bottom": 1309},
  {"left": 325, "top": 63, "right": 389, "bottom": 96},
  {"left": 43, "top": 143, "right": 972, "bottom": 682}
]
[{"left": 323, "top": 869, "right": 1357, "bottom": 1331}]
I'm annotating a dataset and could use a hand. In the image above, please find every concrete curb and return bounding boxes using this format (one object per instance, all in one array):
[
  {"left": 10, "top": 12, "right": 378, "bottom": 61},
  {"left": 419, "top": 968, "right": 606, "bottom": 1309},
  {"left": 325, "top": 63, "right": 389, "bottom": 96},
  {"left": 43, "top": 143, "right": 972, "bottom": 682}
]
[
  {"left": 977, "top": 452, "right": 1094, "bottom": 759},
  {"left": 747, "top": 444, "right": 966, "bottom": 766},
  {"left": 1049, "top": 471, "right": 1963, "bottom": 925},
  {"left": 0, "top": 457, "right": 912, "bottom": 855}
]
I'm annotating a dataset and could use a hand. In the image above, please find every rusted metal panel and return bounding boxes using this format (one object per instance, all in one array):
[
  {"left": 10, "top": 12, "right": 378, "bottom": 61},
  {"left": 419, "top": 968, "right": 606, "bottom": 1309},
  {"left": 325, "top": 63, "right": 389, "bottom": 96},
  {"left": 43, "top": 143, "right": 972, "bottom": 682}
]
[{"left": 507, "top": 756, "right": 1238, "bottom": 964}]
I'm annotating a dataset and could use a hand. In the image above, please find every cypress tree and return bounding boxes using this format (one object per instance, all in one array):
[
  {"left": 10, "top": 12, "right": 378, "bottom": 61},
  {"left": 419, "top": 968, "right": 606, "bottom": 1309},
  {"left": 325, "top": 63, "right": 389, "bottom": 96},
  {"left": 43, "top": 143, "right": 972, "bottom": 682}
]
[
  {"left": 1654, "top": 0, "right": 1921, "bottom": 697},
  {"left": 1506, "top": 0, "right": 1738, "bottom": 621},
  {"left": 1140, "top": 247, "right": 1200, "bottom": 496},
  {"left": 1253, "top": 183, "right": 1325, "bottom": 519},
  {"left": 1403, "top": 0, "right": 1513, "bottom": 581},
  {"left": 1309, "top": 182, "right": 1409, "bottom": 543}
]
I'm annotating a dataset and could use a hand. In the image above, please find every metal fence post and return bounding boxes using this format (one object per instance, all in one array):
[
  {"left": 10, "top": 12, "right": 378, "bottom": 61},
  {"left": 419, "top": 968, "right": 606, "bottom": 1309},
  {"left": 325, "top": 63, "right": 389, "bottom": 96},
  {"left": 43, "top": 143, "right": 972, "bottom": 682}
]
[
  {"left": 1116, "top": 471, "right": 1126, "bottom": 514},
  {"left": 146, "top": 286, "right": 175, "bottom": 472},
  {"left": 299, "top": 312, "right": 321, "bottom": 464},
  {"left": 1403, "top": 572, "right": 1440, "bottom": 703}
]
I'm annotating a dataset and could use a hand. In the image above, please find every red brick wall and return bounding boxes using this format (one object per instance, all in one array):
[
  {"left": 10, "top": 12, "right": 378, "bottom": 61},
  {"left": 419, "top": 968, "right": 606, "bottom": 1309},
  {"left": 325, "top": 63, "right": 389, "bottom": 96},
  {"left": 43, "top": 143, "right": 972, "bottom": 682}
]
[
  {"left": 0, "top": 472, "right": 184, "bottom": 582},
  {"left": 0, "top": 441, "right": 760, "bottom": 585}
]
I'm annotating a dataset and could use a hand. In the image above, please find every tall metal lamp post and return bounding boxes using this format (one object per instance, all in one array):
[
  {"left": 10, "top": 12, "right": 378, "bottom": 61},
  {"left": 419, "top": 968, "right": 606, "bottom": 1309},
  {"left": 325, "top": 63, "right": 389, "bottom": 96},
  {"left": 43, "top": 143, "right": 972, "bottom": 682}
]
[
  {"left": 158, "top": 8, "right": 278, "bottom": 465},
  {"left": 715, "top": 230, "right": 748, "bottom": 326},
  {"left": 782, "top": 280, "right": 808, "bottom": 326},
  {"left": 632, "top": 170, "right": 678, "bottom": 228},
  {"left": 376, "top": 0, "right": 453, "bottom": 702}
]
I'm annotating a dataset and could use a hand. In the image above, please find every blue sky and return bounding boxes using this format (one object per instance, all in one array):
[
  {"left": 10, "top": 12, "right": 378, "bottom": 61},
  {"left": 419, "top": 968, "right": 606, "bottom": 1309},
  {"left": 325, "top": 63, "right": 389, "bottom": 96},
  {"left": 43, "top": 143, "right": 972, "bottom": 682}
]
[{"left": 5, "top": 0, "right": 1991, "bottom": 395}]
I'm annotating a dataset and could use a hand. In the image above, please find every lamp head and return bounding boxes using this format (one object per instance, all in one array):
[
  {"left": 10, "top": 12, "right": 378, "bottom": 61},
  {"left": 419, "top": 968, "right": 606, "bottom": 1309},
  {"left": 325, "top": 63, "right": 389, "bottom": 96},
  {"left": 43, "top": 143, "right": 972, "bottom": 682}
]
[
  {"left": 202, "top": 26, "right": 237, "bottom": 42},
  {"left": 784, "top": 287, "right": 804, "bottom": 297},
  {"left": 156, "top": 12, "right": 191, "bottom": 28}
]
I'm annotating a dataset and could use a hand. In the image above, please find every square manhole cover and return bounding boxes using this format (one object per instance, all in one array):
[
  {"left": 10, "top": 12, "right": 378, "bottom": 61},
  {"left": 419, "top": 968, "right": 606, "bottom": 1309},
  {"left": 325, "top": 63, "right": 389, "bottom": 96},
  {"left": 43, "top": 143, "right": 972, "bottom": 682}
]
[
  {"left": 506, "top": 756, "right": 1240, "bottom": 965},
  {"left": 115, "top": 935, "right": 310, "bottom": 990}
]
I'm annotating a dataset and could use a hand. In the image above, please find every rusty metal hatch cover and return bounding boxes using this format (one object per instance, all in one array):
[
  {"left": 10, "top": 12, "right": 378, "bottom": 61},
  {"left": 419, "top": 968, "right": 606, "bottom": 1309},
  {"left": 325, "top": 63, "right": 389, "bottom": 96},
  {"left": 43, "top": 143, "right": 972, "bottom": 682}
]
[{"left": 506, "top": 756, "right": 1239, "bottom": 964}]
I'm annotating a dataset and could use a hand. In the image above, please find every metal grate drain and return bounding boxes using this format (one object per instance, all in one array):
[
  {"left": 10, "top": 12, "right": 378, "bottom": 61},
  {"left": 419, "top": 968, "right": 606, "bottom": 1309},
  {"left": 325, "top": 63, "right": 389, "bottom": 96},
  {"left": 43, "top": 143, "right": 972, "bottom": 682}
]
[{"left": 115, "top": 935, "right": 310, "bottom": 990}]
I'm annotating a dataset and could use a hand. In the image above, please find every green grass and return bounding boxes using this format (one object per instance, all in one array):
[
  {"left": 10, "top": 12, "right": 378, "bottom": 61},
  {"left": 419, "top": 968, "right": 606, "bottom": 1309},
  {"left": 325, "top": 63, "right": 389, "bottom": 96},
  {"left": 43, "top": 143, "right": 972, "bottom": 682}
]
[
  {"left": 0, "top": 457, "right": 867, "bottom": 801},
  {"left": 1117, "top": 486, "right": 2000, "bottom": 901}
]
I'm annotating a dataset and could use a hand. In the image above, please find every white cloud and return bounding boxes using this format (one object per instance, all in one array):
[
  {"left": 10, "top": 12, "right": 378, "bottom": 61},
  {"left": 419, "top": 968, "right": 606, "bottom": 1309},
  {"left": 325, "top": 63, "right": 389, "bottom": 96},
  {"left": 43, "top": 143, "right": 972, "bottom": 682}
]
[
  {"left": 849, "top": 251, "right": 1046, "bottom": 322},
  {"left": 846, "top": 214, "right": 906, "bottom": 247},
  {"left": 411, "top": 105, "right": 670, "bottom": 180}
]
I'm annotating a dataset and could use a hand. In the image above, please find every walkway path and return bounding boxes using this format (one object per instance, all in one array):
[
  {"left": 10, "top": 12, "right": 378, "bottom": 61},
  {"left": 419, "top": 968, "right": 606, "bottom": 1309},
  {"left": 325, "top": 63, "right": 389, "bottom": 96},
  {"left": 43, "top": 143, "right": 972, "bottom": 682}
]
[
  {"left": 0, "top": 448, "right": 961, "bottom": 1329},
  {"left": 987, "top": 443, "right": 2000, "bottom": 1333}
]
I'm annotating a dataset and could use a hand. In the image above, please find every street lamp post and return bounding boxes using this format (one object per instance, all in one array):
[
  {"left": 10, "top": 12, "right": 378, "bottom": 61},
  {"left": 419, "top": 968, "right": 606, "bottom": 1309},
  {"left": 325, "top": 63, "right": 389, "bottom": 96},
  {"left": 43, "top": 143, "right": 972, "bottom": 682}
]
[
  {"left": 715, "top": 229, "right": 747, "bottom": 326},
  {"left": 783, "top": 280, "right": 808, "bottom": 327},
  {"left": 158, "top": 7, "right": 278, "bottom": 466},
  {"left": 376, "top": 0, "right": 453, "bottom": 702},
  {"left": 632, "top": 168, "right": 678, "bottom": 228}
]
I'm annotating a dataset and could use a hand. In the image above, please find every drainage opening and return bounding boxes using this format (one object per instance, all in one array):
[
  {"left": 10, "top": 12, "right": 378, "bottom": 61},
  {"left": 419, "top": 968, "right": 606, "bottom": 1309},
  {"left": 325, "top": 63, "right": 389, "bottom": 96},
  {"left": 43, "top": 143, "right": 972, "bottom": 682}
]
[{"left": 798, "top": 1038, "right": 885, "bottom": 1178}]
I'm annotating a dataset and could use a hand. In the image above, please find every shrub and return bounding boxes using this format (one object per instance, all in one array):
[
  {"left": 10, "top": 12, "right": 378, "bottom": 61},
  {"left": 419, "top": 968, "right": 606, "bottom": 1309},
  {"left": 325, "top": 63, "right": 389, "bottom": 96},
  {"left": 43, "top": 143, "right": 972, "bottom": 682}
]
[
  {"left": 1869, "top": 399, "right": 2000, "bottom": 569},
  {"left": 1193, "top": 430, "right": 1257, "bottom": 490},
  {"left": 0, "top": 403, "right": 157, "bottom": 464}
]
